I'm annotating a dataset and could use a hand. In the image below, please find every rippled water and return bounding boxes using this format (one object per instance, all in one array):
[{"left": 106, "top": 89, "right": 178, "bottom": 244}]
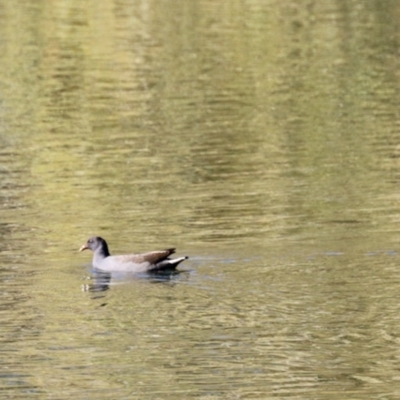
[{"left": 2, "top": 1, "right": 400, "bottom": 398}]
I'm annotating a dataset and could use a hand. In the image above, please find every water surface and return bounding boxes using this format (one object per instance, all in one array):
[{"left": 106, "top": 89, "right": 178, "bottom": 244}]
[{"left": 1, "top": 1, "right": 400, "bottom": 398}]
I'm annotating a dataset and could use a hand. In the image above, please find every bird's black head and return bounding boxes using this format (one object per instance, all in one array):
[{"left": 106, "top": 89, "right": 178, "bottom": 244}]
[{"left": 79, "top": 236, "right": 110, "bottom": 256}]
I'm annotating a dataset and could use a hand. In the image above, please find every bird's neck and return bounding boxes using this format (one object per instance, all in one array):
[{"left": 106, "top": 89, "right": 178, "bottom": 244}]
[{"left": 94, "top": 245, "right": 110, "bottom": 260}]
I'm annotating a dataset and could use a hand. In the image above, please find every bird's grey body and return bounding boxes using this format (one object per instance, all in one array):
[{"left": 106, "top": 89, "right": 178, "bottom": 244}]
[{"left": 79, "top": 236, "right": 188, "bottom": 273}]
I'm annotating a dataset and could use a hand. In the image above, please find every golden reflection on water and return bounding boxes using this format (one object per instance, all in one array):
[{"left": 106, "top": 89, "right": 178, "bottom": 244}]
[{"left": 1, "top": 0, "right": 400, "bottom": 398}]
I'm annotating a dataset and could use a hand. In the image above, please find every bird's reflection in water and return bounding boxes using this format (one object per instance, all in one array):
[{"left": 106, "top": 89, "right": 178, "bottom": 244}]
[
  {"left": 82, "top": 267, "right": 188, "bottom": 294},
  {"left": 82, "top": 269, "right": 112, "bottom": 293}
]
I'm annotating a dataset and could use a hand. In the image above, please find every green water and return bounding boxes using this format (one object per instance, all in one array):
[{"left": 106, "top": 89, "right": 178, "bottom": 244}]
[{"left": 1, "top": 1, "right": 400, "bottom": 398}]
